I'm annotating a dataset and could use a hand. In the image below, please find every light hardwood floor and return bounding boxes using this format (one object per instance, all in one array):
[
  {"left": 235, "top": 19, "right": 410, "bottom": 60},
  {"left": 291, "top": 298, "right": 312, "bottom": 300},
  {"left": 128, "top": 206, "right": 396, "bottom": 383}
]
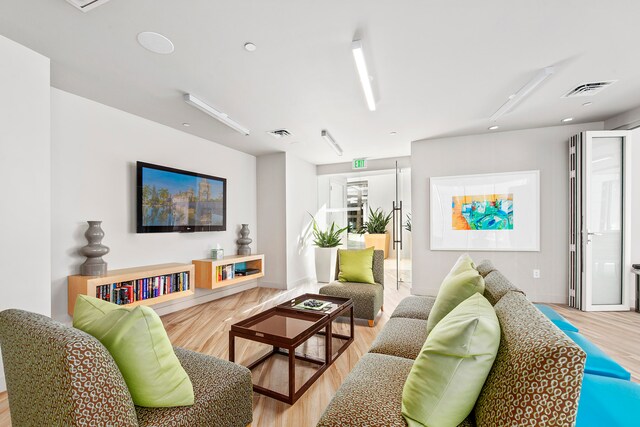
[{"left": 1, "top": 289, "right": 638, "bottom": 427}]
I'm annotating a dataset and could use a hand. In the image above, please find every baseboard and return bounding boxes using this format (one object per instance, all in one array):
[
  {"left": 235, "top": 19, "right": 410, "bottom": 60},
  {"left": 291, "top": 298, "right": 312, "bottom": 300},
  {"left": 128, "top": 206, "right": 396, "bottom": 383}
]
[
  {"left": 287, "top": 276, "right": 315, "bottom": 289},
  {"left": 154, "top": 280, "right": 258, "bottom": 316},
  {"left": 258, "top": 281, "right": 287, "bottom": 289}
]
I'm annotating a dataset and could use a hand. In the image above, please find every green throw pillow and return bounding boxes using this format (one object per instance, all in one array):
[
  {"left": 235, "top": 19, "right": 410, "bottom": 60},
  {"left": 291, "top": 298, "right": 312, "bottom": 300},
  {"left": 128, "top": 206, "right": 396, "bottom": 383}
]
[
  {"left": 448, "top": 253, "right": 476, "bottom": 276},
  {"left": 338, "top": 247, "right": 375, "bottom": 284},
  {"left": 402, "top": 293, "right": 500, "bottom": 427},
  {"left": 73, "top": 295, "right": 194, "bottom": 407},
  {"left": 426, "top": 265, "right": 485, "bottom": 334}
]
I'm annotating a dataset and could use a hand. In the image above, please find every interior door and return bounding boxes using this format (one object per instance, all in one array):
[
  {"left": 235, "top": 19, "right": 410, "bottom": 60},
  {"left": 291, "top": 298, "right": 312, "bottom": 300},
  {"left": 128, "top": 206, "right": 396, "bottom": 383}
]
[{"left": 582, "top": 131, "right": 631, "bottom": 311}]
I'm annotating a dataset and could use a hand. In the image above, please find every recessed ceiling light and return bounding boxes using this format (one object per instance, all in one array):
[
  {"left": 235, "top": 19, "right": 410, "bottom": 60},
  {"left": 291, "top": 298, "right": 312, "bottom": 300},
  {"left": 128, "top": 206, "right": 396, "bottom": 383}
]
[
  {"left": 562, "top": 117, "right": 574, "bottom": 123},
  {"left": 488, "top": 125, "right": 499, "bottom": 130},
  {"left": 182, "top": 123, "right": 190, "bottom": 127},
  {"left": 390, "top": 131, "right": 398, "bottom": 135},
  {"left": 583, "top": 102, "right": 593, "bottom": 107},
  {"left": 137, "top": 32, "right": 175, "bottom": 54},
  {"left": 244, "top": 42, "right": 257, "bottom": 52}
]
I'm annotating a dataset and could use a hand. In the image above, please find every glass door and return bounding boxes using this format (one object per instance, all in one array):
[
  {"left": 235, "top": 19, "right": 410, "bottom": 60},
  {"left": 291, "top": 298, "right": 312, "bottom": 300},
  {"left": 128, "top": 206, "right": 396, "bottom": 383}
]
[
  {"left": 392, "top": 163, "right": 412, "bottom": 290},
  {"left": 583, "top": 131, "right": 630, "bottom": 311}
]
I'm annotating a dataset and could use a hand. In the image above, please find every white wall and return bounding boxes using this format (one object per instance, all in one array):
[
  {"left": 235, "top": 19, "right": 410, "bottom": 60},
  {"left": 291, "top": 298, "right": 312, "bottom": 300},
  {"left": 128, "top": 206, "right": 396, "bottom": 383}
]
[
  {"left": 286, "top": 154, "right": 317, "bottom": 286},
  {"left": 0, "top": 35, "right": 51, "bottom": 392},
  {"left": 51, "top": 88, "right": 257, "bottom": 321},
  {"left": 411, "top": 122, "right": 604, "bottom": 303},
  {"left": 257, "top": 153, "right": 287, "bottom": 288}
]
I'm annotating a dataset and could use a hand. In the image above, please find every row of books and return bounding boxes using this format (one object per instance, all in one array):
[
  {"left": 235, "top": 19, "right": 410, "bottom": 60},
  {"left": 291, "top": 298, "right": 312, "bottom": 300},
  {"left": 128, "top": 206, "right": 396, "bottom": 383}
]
[
  {"left": 95, "top": 271, "right": 190, "bottom": 305},
  {"left": 216, "top": 264, "right": 235, "bottom": 282}
]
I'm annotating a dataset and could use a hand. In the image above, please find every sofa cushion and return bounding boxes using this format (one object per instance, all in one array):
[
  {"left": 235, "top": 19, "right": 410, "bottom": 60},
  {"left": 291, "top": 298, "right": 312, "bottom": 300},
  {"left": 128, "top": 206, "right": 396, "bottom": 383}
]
[
  {"left": 402, "top": 293, "right": 500, "bottom": 427},
  {"left": 564, "top": 331, "right": 631, "bottom": 380},
  {"left": 576, "top": 373, "right": 640, "bottom": 427},
  {"left": 390, "top": 296, "right": 436, "bottom": 321},
  {"left": 475, "top": 291, "right": 586, "bottom": 426},
  {"left": 319, "top": 281, "right": 383, "bottom": 320},
  {"left": 449, "top": 253, "right": 476, "bottom": 275},
  {"left": 73, "top": 295, "right": 194, "bottom": 407},
  {"left": 482, "top": 270, "right": 524, "bottom": 305},
  {"left": 369, "top": 318, "right": 428, "bottom": 359},
  {"left": 136, "top": 347, "right": 253, "bottom": 427},
  {"left": 338, "top": 247, "right": 375, "bottom": 284},
  {"left": 534, "top": 303, "right": 579, "bottom": 332},
  {"left": 475, "top": 259, "right": 496, "bottom": 277},
  {"left": 316, "top": 353, "right": 475, "bottom": 427},
  {"left": 426, "top": 268, "right": 485, "bottom": 333}
]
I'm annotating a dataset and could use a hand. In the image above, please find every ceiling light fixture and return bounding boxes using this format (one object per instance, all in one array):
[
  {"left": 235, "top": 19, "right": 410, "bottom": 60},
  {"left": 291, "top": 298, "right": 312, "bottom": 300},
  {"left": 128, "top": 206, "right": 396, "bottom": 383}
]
[
  {"left": 182, "top": 123, "right": 191, "bottom": 127},
  {"left": 321, "top": 130, "right": 343, "bottom": 156},
  {"left": 390, "top": 131, "right": 398, "bottom": 135},
  {"left": 244, "top": 42, "right": 257, "bottom": 52},
  {"left": 351, "top": 40, "right": 376, "bottom": 111},
  {"left": 137, "top": 32, "right": 175, "bottom": 54},
  {"left": 183, "top": 94, "right": 250, "bottom": 136},
  {"left": 562, "top": 117, "right": 574, "bottom": 123},
  {"left": 583, "top": 102, "right": 593, "bottom": 107},
  {"left": 490, "top": 66, "right": 555, "bottom": 122},
  {"left": 488, "top": 125, "right": 499, "bottom": 130}
]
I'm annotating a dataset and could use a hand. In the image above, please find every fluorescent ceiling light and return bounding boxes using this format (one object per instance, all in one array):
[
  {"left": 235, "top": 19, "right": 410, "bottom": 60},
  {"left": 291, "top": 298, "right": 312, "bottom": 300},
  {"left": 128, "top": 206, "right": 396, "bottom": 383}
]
[
  {"left": 183, "top": 94, "right": 250, "bottom": 135},
  {"left": 562, "top": 117, "right": 574, "bottom": 123},
  {"left": 490, "top": 66, "right": 555, "bottom": 122},
  {"left": 488, "top": 125, "right": 499, "bottom": 130},
  {"left": 351, "top": 40, "right": 376, "bottom": 111},
  {"left": 321, "top": 130, "right": 343, "bottom": 156}
]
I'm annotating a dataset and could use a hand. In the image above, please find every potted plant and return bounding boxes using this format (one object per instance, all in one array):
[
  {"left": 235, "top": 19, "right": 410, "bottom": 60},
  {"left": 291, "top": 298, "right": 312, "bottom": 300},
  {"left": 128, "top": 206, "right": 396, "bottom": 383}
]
[
  {"left": 310, "top": 216, "right": 348, "bottom": 283},
  {"left": 362, "top": 207, "right": 393, "bottom": 259}
]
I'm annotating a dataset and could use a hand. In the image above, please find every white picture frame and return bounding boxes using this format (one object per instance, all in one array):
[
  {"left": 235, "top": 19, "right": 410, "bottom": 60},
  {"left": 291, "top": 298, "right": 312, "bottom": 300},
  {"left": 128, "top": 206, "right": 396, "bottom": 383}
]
[{"left": 430, "top": 170, "right": 540, "bottom": 251}]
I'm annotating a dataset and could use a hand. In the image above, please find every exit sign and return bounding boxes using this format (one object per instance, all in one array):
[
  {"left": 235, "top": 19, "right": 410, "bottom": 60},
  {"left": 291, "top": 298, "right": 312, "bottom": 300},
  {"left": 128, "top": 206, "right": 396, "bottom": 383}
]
[{"left": 352, "top": 158, "right": 367, "bottom": 170}]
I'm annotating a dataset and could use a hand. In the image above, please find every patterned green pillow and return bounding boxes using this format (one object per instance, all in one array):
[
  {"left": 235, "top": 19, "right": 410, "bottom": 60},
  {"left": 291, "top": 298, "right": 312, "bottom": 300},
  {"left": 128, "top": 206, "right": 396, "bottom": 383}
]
[
  {"left": 73, "top": 295, "right": 194, "bottom": 407},
  {"left": 426, "top": 262, "right": 485, "bottom": 334},
  {"left": 402, "top": 293, "right": 500, "bottom": 427},
  {"left": 338, "top": 247, "right": 376, "bottom": 284}
]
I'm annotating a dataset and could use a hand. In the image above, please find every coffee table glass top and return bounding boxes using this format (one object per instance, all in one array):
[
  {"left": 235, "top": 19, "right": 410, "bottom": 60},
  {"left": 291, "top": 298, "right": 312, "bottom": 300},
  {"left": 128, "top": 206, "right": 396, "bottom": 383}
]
[{"left": 245, "top": 313, "right": 319, "bottom": 339}]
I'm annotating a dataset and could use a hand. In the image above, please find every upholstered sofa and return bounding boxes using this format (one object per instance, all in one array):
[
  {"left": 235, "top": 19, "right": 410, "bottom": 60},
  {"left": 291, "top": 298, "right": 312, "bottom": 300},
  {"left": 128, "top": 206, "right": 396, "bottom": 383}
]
[
  {"left": 317, "top": 260, "right": 589, "bottom": 426},
  {"left": 319, "top": 249, "right": 384, "bottom": 326},
  {"left": 0, "top": 309, "right": 253, "bottom": 427}
]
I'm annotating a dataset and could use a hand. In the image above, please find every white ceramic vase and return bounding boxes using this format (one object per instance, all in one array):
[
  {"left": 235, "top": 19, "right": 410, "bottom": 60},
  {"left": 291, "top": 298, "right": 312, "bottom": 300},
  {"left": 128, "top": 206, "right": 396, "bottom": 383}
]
[{"left": 315, "top": 247, "right": 338, "bottom": 283}]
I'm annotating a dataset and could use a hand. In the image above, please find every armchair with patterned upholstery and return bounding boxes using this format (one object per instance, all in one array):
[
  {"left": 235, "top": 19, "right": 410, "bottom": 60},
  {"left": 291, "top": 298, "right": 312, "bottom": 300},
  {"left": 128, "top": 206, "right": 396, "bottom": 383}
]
[
  {"left": 0, "top": 309, "right": 253, "bottom": 427},
  {"left": 319, "top": 249, "right": 384, "bottom": 326}
]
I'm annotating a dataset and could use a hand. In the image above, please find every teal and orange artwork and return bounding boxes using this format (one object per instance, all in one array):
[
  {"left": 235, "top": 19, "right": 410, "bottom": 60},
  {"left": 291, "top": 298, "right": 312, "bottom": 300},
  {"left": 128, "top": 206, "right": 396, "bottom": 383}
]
[{"left": 452, "top": 194, "right": 513, "bottom": 230}]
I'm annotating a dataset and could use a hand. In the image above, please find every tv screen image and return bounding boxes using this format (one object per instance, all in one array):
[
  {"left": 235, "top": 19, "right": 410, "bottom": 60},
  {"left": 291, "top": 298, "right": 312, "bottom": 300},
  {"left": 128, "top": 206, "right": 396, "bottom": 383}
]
[{"left": 136, "top": 162, "right": 226, "bottom": 233}]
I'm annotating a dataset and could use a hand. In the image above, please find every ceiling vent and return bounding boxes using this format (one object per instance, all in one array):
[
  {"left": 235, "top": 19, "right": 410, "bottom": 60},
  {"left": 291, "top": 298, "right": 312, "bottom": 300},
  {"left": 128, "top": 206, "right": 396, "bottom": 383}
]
[
  {"left": 266, "top": 129, "right": 292, "bottom": 139},
  {"left": 563, "top": 81, "right": 617, "bottom": 98},
  {"left": 65, "top": 0, "right": 112, "bottom": 12}
]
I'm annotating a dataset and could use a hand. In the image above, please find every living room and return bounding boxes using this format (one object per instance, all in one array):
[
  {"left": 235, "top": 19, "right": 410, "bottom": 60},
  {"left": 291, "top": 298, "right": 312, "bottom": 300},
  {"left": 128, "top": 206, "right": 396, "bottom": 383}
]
[{"left": 1, "top": 1, "right": 639, "bottom": 426}]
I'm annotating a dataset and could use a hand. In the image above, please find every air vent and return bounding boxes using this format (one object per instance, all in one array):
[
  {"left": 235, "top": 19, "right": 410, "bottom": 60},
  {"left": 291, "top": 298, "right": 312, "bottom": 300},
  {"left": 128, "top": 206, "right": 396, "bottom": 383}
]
[
  {"left": 266, "top": 129, "right": 292, "bottom": 139},
  {"left": 65, "top": 0, "right": 112, "bottom": 12},
  {"left": 563, "top": 81, "right": 616, "bottom": 98}
]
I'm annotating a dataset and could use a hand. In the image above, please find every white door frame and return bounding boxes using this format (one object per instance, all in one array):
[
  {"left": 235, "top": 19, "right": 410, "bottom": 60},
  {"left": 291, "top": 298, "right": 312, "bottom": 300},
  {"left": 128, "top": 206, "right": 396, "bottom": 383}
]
[{"left": 582, "top": 130, "right": 631, "bottom": 311}]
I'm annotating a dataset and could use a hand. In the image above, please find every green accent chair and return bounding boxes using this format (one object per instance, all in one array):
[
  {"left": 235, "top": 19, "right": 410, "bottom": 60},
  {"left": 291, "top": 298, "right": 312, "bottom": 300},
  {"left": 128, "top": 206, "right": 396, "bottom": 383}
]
[
  {"left": 319, "top": 249, "right": 384, "bottom": 326},
  {"left": 0, "top": 309, "right": 253, "bottom": 427}
]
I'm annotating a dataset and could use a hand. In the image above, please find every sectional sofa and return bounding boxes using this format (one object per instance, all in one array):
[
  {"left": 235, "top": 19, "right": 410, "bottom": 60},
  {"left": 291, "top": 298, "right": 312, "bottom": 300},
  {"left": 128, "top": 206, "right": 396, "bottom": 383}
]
[{"left": 317, "top": 260, "right": 640, "bottom": 427}]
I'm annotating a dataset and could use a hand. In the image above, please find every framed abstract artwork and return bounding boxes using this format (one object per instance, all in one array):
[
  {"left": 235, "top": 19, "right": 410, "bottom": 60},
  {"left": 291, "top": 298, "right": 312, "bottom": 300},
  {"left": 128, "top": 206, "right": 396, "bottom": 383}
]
[{"left": 430, "top": 170, "right": 540, "bottom": 251}]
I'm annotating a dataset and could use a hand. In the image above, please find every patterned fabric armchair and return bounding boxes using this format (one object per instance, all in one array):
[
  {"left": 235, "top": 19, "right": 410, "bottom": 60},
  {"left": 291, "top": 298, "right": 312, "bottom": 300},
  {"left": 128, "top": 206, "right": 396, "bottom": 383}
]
[
  {"left": 319, "top": 249, "right": 384, "bottom": 326},
  {"left": 0, "top": 309, "right": 253, "bottom": 427}
]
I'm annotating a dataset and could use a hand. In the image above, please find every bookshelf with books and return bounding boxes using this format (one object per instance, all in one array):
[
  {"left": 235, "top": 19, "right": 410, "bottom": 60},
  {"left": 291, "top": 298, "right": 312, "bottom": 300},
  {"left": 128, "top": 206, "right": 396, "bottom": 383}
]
[
  {"left": 192, "top": 254, "right": 264, "bottom": 289},
  {"left": 68, "top": 263, "right": 195, "bottom": 315}
]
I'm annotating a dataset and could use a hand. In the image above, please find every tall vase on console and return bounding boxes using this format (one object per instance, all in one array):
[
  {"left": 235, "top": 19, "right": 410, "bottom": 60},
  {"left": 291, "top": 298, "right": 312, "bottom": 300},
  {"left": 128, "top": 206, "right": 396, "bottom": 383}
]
[
  {"left": 80, "top": 221, "right": 110, "bottom": 276},
  {"left": 237, "top": 224, "right": 252, "bottom": 255}
]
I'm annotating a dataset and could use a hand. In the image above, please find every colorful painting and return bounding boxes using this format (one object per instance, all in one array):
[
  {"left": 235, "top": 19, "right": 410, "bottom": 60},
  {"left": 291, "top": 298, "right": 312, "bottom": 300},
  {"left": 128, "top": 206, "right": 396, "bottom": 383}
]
[{"left": 452, "top": 194, "right": 513, "bottom": 230}]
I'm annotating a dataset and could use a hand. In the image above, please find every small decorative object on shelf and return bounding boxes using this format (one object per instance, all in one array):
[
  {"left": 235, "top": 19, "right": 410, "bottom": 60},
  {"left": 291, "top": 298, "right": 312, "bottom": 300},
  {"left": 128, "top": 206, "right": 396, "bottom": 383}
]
[
  {"left": 211, "top": 246, "right": 224, "bottom": 260},
  {"left": 237, "top": 224, "right": 252, "bottom": 255},
  {"left": 80, "top": 220, "right": 110, "bottom": 276}
]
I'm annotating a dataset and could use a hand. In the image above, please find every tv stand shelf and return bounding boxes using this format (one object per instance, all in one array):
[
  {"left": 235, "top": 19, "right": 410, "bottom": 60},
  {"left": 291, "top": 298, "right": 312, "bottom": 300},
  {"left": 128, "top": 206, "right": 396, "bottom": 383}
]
[
  {"left": 67, "top": 263, "right": 195, "bottom": 316},
  {"left": 193, "top": 254, "right": 264, "bottom": 289}
]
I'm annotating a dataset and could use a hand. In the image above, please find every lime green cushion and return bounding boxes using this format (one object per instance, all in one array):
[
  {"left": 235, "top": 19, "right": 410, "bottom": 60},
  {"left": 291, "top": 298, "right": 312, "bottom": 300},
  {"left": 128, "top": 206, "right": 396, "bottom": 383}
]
[
  {"left": 402, "top": 293, "right": 500, "bottom": 427},
  {"left": 338, "top": 247, "right": 376, "bottom": 284},
  {"left": 448, "top": 253, "right": 476, "bottom": 276},
  {"left": 73, "top": 295, "right": 194, "bottom": 407},
  {"left": 426, "top": 263, "right": 485, "bottom": 334}
]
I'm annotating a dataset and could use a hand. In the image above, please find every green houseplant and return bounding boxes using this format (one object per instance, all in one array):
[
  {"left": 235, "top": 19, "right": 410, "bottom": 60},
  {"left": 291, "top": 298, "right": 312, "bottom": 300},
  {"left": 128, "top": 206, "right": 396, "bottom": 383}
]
[
  {"left": 310, "top": 215, "right": 348, "bottom": 283},
  {"left": 363, "top": 208, "right": 392, "bottom": 259}
]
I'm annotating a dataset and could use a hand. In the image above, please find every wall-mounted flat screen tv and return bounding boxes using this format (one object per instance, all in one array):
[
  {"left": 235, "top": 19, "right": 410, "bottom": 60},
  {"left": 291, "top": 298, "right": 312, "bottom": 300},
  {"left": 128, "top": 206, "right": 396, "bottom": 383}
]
[{"left": 136, "top": 161, "right": 226, "bottom": 233}]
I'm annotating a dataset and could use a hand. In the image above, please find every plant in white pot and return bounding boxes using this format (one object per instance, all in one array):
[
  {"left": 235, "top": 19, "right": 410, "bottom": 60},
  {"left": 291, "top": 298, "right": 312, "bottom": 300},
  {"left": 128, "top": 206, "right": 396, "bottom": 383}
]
[
  {"left": 311, "top": 216, "right": 348, "bottom": 283},
  {"left": 362, "top": 207, "right": 393, "bottom": 259}
]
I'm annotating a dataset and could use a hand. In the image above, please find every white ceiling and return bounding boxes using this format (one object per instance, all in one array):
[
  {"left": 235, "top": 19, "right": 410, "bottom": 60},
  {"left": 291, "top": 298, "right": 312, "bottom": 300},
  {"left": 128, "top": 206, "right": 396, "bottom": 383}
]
[{"left": 1, "top": 0, "right": 640, "bottom": 165}]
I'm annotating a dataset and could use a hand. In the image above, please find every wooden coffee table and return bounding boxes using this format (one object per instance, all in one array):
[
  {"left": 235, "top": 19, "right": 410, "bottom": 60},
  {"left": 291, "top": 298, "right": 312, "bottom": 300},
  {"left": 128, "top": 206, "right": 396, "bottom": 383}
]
[{"left": 229, "top": 293, "right": 353, "bottom": 404}]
